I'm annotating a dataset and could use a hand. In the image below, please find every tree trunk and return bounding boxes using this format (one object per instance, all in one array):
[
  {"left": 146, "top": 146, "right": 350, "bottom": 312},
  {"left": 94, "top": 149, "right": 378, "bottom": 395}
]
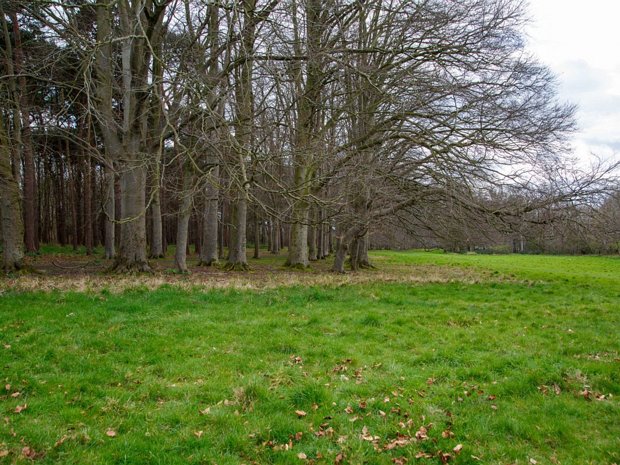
[
  {"left": 0, "top": 117, "right": 24, "bottom": 271},
  {"left": 355, "top": 232, "right": 373, "bottom": 268},
  {"left": 112, "top": 162, "right": 151, "bottom": 272},
  {"left": 308, "top": 209, "right": 317, "bottom": 261},
  {"left": 175, "top": 169, "right": 194, "bottom": 273},
  {"left": 83, "top": 151, "right": 93, "bottom": 255},
  {"left": 286, "top": 200, "right": 309, "bottom": 268},
  {"left": 332, "top": 236, "right": 348, "bottom": 274},
  {"left": 150, "top": 189, "right": 164, "bottom": 258},
  {"left": 253, "top": 212, "right": 260, "bottom": 259},
  {"left": 10, "top": 12, "right": 37, "bottom": 253},
  {"left": 104, "top": 164, "right": 115, "bottom": 259},
  {"left": 226, "top": 198, "right": 248, "bottom": 270},
  {"left": 198, "top": 165, "right": 219, "bottom": 266}
]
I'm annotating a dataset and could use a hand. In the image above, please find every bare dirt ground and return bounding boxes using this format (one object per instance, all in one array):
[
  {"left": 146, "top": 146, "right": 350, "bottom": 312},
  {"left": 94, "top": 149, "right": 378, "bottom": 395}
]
[{"left": 1, "top": 251, "right": 493, "bottom": 293}]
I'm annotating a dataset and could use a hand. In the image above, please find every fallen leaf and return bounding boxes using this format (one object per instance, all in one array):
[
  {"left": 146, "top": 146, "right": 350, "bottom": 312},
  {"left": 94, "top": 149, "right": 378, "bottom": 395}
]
[
  {"left": 0, "top": 450, "right": 9, "bottom": 458},
  {"left": 441, "top": 430, "right": 454, "bottom": 439},
  {"left": 10, "top": 392, "right": 20, "bottom": 398},
  {"left": 415, "top": 426, "right": 428, "bottom": 441},
  {"left": 379, "top": 410, "right": 386, "bottom": 417},
  {"left": 345, "top": 405, "right": 354, "bottom": 414},
  {"left": 199, "top": 407, "right": 211, "bottom": 415},
  {"left": 106, "top": 429, "right": 117, "bottom": 438},
  {"left": 54, "top": 435, "right": 69, "bottom": 447},
  {"left": 21, "top": 447, "right": 36, "bottom": 459},
  {"left": 384, "top": 434, "right": 413, "bottom": 450},
  {"left": 14, "top": 404, "right": 27, "bottom": 414},
  {"left": 312, "top": 403, "right": 319, "bottom": 410},
  {"left": 295, "top": 410, "right": 307, "bottom": 417},
  {"left": 529, "top": 459, "right": 538, "bottom": 465},
  {"left": 439, "top": 452, "right": 452, "bottom": 463},
  {"left": 4, "top": 384, "right": 10, "bottom": 391},
  {"left": 453, "top": 444, "right": 463, "bottom": 454},
  {"left": 392, "top": 457, "right": 408, "bottom": 464},
  {"left": 487, "top": 395, "right": 496, "bottom": 401},
  {"left": 335, "top": 452, "right": 345, "bottom": 464},
  {"left": 358, "top": 401, "right": 367, "bottom": 409},
  {"left": 194, "top": 431, "right": 203, "bottom": 438},
  {"left": 297, "top": 452, "right": 307, "bottom": 460},
  {"left": 415, "top": 451, "right": 433, "bottom": 459}
]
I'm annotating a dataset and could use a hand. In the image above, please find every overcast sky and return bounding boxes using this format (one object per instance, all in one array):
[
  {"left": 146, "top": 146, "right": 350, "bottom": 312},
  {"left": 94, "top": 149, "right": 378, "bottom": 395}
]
[{"left": 526, "top": 0, "right": 620, "bottom": 163}]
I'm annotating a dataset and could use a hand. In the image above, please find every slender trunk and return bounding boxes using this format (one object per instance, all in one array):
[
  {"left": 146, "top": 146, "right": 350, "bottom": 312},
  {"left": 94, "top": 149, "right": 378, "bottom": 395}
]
[
  {"left": 270, "top": 217, "right": 280, "bottom": 254},
  {"left": 84, "top": 151, "right": 93, "bottom": 255},
  {"left": 150, "top": 190, "right": 164, "bottom": 258},
  {"left": 104, "top": 164, "right": 115, "bottom": 259},
  {"left": 0, "top": 116, "right": 24, "bottom": 271},
  {"left": 308, "top": 209, "right": 317, "bottom": 261},
  {"left": 56, "top": 146, "right": 67, "bottom": 246},
  {"left": 198, "top": 165, "right": 219, "bottom": 266},
  {"left": 70, "top": 163, "right": 78, "bottom": 251},
  {"left": 175, "top": 168, "right": 194, "bottom": 273},
  {"left": 10, "top": 13, "right": 37, "bottom": 252},
  {"left": 253, "top": 212, "right": 260, "bottom": 259}
]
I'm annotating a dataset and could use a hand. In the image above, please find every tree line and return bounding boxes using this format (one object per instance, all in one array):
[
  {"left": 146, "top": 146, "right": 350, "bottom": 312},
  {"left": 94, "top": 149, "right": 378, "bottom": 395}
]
[{"left": 1, "top": 0, "right": 617, "bottom": 273}]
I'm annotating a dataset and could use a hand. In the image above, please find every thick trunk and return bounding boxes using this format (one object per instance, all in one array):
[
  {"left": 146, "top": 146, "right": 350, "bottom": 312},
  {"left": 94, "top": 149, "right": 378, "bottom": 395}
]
[
  {"left": 226, "top": 198, "right": 248, "bottom": 270},
  {"left": 112, "top": 162, "right": 151, "bottom": 272},
  {"left": 0, "top": 119, "right": 24, "bottom": 272},
  {"left": 354, "top": 232, "right": 373, "bottom": 269},
  {"left": 332, "top": 236, "right": 348, "bottom": 274},
  {"left": 286, "top": 201, "right": 309, "bottom": 267},
  {"left": 332, "top": 225, "right": 366, "bottom": 273},
  {"left": 175, "top": 172, "right": 194, "bottom": 273},
  {"left": 104, "top": 165, "right": 115, "bottom": 259},
  {"left": 198, "top": 165, "right": 219, "bottom": 266}
]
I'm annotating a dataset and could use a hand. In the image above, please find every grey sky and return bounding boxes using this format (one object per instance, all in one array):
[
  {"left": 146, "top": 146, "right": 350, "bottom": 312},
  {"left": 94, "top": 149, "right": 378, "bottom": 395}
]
[{"left": 526, "top": 0, "right": 620, "bottom": 161}]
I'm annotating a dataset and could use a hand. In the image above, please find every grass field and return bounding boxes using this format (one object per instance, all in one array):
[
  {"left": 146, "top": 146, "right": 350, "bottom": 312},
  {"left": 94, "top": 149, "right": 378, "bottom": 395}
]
[{"left": 1, "top": 251, "right": 619, "bottom": 464}]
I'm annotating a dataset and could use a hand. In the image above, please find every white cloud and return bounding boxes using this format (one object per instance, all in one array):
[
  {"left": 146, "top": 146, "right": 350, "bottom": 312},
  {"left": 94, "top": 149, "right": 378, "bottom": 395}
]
[{"left": 526, "top": 0, "right": 620, "bottom": 162}]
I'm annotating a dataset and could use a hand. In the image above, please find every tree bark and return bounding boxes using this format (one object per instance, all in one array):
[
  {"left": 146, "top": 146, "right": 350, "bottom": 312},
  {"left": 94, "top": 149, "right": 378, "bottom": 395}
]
[
  {"left": 198, "top": 165, "right": 219, "bottom": 266},
  {"left": 253, "top": 211, "right": 260, "bottom": 259},
  {"left": 175, "top": 167, "right": 194, "bottom": 273},
  {"left": 227, "top": 198, "right": 249, "bottom": 270},
  {"left": 308, "top": 209, "right": 317, "bottom": 261},
  {"left": 112, "top": 161, "right": 151, "bottom": 272},
  {"left": 0, "top": 115, "right": 24, "bottom": 271},
  {"left": 104, "top": 164, "right": 115, "bottom": 259},
  {"left": 9, "top": 12, "right": 37, "bottom": 252},
  {"left": 149, "top": 188, "right": 164, "bottom": 258}
]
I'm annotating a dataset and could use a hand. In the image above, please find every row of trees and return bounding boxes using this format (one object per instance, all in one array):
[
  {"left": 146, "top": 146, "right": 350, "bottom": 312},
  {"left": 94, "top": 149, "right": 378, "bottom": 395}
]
[{"left": 1, "top": 0, "right": 617, "bottom": 273}]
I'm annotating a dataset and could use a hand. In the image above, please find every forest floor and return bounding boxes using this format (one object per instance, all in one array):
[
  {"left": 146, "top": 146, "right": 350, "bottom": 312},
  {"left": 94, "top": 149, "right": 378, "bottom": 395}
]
[{"left": 0, "top": 250, "right": 619, "bottom": 464}]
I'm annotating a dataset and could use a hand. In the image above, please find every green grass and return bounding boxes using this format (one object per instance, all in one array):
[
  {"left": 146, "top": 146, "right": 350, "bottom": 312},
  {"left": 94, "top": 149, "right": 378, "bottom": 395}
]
[{"left": 1, "top": 252, "right": 619, "bottom": 464}]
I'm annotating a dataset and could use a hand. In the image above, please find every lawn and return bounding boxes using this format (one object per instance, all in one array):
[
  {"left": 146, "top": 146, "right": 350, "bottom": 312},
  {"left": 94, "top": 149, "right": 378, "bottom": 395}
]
[{"left": 1, "top": 251, "right": 619, "bottom": 464}]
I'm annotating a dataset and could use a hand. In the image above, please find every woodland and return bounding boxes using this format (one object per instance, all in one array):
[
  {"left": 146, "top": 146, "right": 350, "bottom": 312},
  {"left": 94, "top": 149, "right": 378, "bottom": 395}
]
[{"left": 1, "top": 0, "right": 619, "bottom": 274}]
